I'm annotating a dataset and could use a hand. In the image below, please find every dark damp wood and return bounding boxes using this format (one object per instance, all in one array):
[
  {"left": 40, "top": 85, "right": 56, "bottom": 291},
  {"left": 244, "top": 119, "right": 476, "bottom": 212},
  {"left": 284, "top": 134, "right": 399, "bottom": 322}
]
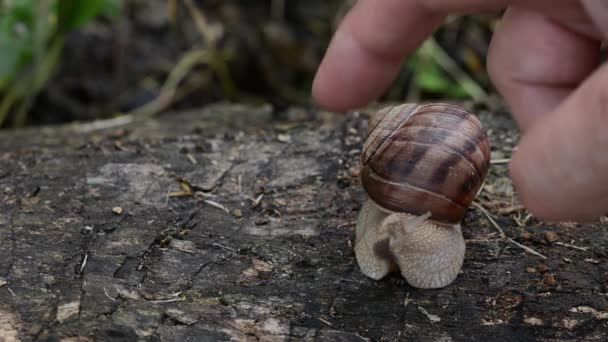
[{"left": 1, "top": 102, "right": 608, "bottom": 341}]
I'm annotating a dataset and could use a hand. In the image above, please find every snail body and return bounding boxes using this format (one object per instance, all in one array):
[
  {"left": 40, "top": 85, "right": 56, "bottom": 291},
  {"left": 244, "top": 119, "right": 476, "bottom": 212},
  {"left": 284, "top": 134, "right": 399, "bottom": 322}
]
[{"left": 355, "top": 103, "right": 490, "bottom": 289}]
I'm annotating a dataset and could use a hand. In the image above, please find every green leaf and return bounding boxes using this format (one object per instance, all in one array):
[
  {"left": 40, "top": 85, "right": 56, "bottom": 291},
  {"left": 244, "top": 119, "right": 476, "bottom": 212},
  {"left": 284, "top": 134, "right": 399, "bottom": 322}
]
[
  {"left": 446, "top": 84, "right": 469, "bottom": 98},
  {"left": 57, "top": 0, "right": 118, "bottom": 32},
  {"left": 0, "top": 1, "right": 36, "bottom": 89},
  {"left": 415, "top": 61, "right": 451, "bottom": 93},
  {"left": 101, "top": 0, "right": 122, "bottom": 17},
  {"left": 0, "top": 35, "right": 31, "bottom": 81}
]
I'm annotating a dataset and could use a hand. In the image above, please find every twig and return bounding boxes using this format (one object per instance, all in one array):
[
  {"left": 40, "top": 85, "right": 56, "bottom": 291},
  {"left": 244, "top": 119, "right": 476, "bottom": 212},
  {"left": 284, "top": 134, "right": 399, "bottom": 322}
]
[
  {"left": 74, "top": 114, "right": 138, "bottom": 133},
  {"left": 149, "top": 298, "right": 183, "bottom": 304},
  {"left": 212, "top": 243, "right": 236, "bottom": 252},
  {"left": 253, "top": 194, "right": 264, "bottom": 206},
  {"left": 403, "top": 292, "right": 412, "bottom": 308},
  {"left": 506, "top": 237, "right": 547, "bottom": 260},
  {"left": 186, "top": 153, "right": 197, "bottom": 164},
  {"left": 318, "top": 317, "right": 332, "bottom": 326},
  {"left": 127, "top": 49, "right": 234, "bottom": 118},
  {"left": 465, "top": 238, "right": 502, "bottom": 244},
  {"left": 185, "top": 0, "right": 217, "bottom": 45},
  {"left": 473, "top": 202, "right": 548, "bottom": 260},
  {"left": 80, "top": 253, "right": 88, "bottom": 273},
  {"left": 103, "top": 287, "right": 117, "bottom": 302},
  {"left": 497, "top": 204, "right": 525, "bottom": 215},
  {"left": 490, "top": 158, "right": 511, "bottom": 165},
  {"left": 417, "top": 306, "right": 441, "bottom": 323},
  {"left": 513, "top": 212, "right": 533, "bottom": 227},
  {"left": 473, "top": 202, "right": 507, "bottom": 238},
  {"left": 246, "top": 194, "right": 264, "bottom": 207},
  {"left": 204, "top": 199, "right": 229, "bottom": 214},
  {"left": 555, "top": 242, "right": 589, "bottom": 252}
]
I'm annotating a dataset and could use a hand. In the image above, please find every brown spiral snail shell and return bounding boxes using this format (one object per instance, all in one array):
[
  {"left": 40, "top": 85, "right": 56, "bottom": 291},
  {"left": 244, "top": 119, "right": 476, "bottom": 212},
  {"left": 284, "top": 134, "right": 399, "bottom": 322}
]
[{"left": 354, "top": 103, "right": 490, "bottom": 289}]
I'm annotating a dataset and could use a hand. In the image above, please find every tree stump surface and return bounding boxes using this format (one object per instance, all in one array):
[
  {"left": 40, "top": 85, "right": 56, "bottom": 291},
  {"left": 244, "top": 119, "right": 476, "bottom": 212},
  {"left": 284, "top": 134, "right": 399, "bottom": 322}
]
[{"left": 1, "top": 102, "right": 607, "bottom": 341}]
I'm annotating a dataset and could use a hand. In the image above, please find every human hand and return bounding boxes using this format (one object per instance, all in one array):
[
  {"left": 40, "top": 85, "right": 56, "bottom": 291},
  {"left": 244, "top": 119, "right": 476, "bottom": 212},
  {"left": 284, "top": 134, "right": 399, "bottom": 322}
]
[{"left": 312, "top": 0, "right": 608, "bottom": 222}]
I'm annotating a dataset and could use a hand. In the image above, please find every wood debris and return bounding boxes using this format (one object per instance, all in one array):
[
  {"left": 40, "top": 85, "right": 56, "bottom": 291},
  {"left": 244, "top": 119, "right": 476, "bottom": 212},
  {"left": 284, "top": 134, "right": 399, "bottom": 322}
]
[
  {"left": 555, "top": 242, "right": 589, "bottom": 251},
  {"left": 570, "top": 306, "right": 608, "bottom": 320},
  {"left": 523, "top": 316, "right": 543, "bottom": 326},
  {"left": 56, "top": 301, "right": 80, "bottom": 323},
  {"left": 186, "top": 153, "right": 197, "bottom": 164},
  {"left": 204, "top": 199, "right": 229, "bottom": 213},
  {"left": 417, "top": 306, "right": 441, "bottom": 323},
  {"left": 473, "top": 202, "right": 547, "bottom": 260}
]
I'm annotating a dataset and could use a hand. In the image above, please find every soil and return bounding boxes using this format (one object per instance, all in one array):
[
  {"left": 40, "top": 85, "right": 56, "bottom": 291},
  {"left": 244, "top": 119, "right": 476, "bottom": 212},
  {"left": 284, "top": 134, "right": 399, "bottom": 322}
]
[
  {"left": 25, "top": 0, "right": 340, "bottom": 127},
  {"left": 1, "top": 101, "right": 607, "bottom": 341},
  {"left": 21, "top": 0, "right": 495, "bottom": 129}
]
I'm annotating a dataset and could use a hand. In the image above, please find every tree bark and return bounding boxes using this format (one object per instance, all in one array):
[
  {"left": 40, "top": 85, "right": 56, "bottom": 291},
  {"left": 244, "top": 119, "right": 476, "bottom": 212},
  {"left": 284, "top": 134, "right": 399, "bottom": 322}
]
[{"left": 1, "top": 102, "right": 607, "bottom": 341}]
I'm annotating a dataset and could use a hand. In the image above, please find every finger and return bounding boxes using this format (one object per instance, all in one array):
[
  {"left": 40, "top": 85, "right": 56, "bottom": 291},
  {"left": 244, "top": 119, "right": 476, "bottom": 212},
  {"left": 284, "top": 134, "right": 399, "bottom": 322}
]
[
  {"left": 487, "top": 7, "right": 601, "bottom": 130},
  {"left": 312, "top": 0, "right": 445, "bottom": 112},
  {"left": 418, "top": 0, "right": 576, "bottom": 12},
  {"left": 510, "top": 62, "right": 608, "bottom": 221},
  {"left": 581, "top": 0, "right": 608, "bottom": 37},
  {"left": 312, "top": 0, "right": 589, "bottom": 112}
]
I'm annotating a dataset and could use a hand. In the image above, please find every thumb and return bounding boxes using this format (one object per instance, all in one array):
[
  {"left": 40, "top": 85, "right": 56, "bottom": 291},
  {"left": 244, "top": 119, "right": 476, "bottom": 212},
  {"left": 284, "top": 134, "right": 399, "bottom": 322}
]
[{"left": 510, "top": 62, "right": 608, "bottom": 222}]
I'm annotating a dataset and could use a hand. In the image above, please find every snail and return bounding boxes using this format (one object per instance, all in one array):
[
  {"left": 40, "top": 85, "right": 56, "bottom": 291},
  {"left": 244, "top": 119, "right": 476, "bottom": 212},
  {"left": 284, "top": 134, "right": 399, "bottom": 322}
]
[{"left": 354, "top": 103, "right": 490, "bottom": 289}]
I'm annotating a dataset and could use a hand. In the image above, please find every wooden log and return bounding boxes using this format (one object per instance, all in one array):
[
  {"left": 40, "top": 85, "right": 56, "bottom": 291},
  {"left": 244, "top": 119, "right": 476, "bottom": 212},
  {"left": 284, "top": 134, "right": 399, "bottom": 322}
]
[{"left": 0, "top": 102, "right": 607, "bottom": 341}]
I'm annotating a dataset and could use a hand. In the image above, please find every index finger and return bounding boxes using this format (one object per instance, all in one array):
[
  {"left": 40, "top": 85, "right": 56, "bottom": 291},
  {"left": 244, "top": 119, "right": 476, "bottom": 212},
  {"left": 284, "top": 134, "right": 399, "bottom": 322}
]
[
  {"left": 311, "top": 0, "right": 581, "bottom": 112},
  {"left": 311, "top": 0, "right": 444, "bottom": 112}
]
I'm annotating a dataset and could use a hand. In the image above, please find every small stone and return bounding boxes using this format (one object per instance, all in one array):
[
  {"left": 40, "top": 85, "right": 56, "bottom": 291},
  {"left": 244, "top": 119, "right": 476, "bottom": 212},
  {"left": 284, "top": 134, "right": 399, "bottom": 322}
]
[
  {"left": 277, "top": 134, "right": 291, "bottom": 143},
  {"left": 255, "top": 217, "right": 270, "bottom": 226},
  {"left": 232, "top": 209, "right": 243, "bottom": 218},
  {"left": 520, "top": 231, "right": 532, "bottom": 241},
  {"left": 116, "top": 286, "right": 141, "bottom": 301},
  {"left": 112, "top": 206, "right": 123, "bottom": 215},
  {"left": 544, "top": 231, "right": 559, "bottom": 243},
  {"left": 252, "top": 259, "right": 273, "bottom": 272},
  {"left": 523, "top": 316, "right": 543, "bottom": 326},
  {"left": 543, "top": 273, "right": 557, "bottom": 287}
]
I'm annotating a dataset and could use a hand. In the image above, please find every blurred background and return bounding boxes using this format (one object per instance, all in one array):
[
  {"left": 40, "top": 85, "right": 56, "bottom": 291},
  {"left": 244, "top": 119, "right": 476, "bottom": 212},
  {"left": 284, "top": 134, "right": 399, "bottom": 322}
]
[{"left": 0, "top": 0, "right": 501, "bottom": 129}]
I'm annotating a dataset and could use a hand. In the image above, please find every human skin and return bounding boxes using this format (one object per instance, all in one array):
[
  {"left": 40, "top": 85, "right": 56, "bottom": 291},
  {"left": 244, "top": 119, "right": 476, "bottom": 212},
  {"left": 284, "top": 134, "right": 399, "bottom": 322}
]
[{"left": 312, "top": 0, "right": 608, "bottom": 222}]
